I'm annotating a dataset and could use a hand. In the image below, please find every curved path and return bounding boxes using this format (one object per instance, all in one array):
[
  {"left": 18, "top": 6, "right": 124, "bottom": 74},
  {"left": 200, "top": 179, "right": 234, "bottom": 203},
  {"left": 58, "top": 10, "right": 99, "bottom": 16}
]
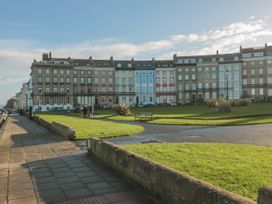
[
  {"left": 106, "top": 121, "right": 272, "bottom": 146},
  {"left": 0, "top": 116, "right": 157, "bottom": 204}
]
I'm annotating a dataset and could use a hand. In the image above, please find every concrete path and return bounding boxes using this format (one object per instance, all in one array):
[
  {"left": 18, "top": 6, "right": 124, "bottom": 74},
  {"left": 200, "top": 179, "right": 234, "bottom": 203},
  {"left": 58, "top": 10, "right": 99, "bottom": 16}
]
[
  {"left": 106, "top": 121, "right": 272, "bottom": 146},
  {"left": 0, "top": 116, "right": 157, "bottom": 204}
]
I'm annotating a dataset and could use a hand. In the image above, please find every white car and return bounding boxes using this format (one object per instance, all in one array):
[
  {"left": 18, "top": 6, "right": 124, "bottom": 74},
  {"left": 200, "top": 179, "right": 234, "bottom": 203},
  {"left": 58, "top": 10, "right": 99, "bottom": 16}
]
[{"left": 0, "top": 109, "right": 8, "bottom": 121}]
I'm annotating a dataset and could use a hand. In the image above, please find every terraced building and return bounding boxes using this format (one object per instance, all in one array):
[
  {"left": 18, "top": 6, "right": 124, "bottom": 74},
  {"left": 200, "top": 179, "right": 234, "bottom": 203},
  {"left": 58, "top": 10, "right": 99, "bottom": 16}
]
[{"left": 28, "top": 44, "right": 272, "bottom": 111}]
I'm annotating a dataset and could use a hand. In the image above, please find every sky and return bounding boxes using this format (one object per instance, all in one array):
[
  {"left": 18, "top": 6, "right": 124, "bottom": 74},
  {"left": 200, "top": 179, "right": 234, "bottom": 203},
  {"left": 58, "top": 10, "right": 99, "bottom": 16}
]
[{"left": 1, "top": 0, "right": 272, "bottom": 105}]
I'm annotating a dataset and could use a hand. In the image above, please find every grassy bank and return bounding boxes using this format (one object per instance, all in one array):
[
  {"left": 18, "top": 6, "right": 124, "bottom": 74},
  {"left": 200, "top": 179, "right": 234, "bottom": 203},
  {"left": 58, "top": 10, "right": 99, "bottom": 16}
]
[
  {"left": 38, "top": 114, "right": 144, "bottom": 139},
  {"left": 124, "top": 143, "right": 272, "bottom": 200}
]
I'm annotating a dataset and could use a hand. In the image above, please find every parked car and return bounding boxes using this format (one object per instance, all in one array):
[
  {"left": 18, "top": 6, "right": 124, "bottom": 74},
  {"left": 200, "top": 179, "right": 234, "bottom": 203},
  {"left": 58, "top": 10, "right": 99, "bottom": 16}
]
[{"left": 0, "top": 109, "right": 8, "bottom": 119}]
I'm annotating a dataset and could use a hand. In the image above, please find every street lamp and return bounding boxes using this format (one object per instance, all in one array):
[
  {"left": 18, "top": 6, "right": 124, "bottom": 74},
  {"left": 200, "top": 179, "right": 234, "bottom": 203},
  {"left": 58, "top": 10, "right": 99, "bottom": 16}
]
[{"left": 226, "top": 70, "right": 229, "bottom": 100}]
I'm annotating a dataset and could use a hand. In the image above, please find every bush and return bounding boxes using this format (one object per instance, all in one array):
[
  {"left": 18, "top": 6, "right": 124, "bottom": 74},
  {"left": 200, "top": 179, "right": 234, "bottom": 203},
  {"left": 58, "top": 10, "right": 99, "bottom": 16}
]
[
  {"left": 74, "top": 106, "right": 81, "bottom": 113},
  {"left": 112, "top": 103, "right": 131, "bottom": 116},
  {"left": 216, "top": 97, "right": 231, "bottom": 113},
  {"left": 231, "top": 99, "right": 248, "bottom": 107},
  {"left": 207, "top": 99, "right": 217, "bottom": 107}
]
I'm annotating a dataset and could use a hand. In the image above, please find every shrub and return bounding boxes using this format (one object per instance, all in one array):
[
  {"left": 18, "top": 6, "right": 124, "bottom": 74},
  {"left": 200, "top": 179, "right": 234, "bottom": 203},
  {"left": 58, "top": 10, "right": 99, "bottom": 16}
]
[
  {"left": 112, "top": 103, "right": 131, "bottom": 116},
  {"left": 74, "top": 106, "right": 81, "bottom": 113},
  {"left": 231, "top": 99, "right": 248, "bottom": 107},
  {"left": 207, "top": 99, "right": 217, "bottom": 107},
  {"left": 215, "top": 97, "right": 231, "bottom": 113}
]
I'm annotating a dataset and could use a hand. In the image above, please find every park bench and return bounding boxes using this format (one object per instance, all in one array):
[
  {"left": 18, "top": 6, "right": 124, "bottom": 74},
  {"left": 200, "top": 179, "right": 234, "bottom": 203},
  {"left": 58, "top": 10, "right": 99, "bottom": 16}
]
[{"left": 134, "top": 112, "right": 153, "bottom": 121}]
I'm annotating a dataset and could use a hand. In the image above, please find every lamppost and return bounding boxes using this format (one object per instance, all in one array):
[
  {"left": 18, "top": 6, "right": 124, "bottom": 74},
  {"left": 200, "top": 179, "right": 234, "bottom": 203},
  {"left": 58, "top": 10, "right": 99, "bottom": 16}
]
[{"left": 226, "top": 69, "right": 229, "bottom": 100}]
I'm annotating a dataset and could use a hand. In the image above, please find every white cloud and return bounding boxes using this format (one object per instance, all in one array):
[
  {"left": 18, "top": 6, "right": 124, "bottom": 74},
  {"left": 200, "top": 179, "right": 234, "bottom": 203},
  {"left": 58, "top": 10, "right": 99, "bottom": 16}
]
[{"left": 1, "top": 17, "right": 272, "bottom": 104}]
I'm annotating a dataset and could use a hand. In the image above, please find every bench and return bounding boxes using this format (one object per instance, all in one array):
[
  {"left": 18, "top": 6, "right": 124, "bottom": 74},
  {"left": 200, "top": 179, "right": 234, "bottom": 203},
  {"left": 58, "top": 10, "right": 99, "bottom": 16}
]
[{"left": 134, "top": 112, "right": 153, "bottom": 121}]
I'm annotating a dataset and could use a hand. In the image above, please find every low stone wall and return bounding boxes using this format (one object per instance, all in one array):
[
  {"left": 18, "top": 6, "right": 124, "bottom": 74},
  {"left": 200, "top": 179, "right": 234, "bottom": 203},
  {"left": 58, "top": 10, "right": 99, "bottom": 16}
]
[
  {"left": 87, "top": 138, "right": 256, "bottom": 204},
  {"left": 32, "top": 115, "right": 75, "bottom": 140},
  {"left": 52, "top": 121, "right": 75, "bottom": 140},
  {"left": 258, "top": 187, "right": 272, "bottom": 204},
  {"left": 33, "top": 116, "right": 52, "bottom": 130}
]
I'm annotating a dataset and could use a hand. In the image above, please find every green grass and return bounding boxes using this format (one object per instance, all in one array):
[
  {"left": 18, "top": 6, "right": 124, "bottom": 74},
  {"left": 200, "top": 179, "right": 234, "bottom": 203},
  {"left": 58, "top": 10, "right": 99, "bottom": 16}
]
[
  {"left": 149, "top": 115, "right": 272, "bottom": 126},
  {"left": 124, "top": 143, "right": 272, "bottom": 200},
  {"left": 99, "top": 103, "right": 272, "bottom": 125},
  {"left": 38, "top": 114, "right": 144, "bottom": 139}
]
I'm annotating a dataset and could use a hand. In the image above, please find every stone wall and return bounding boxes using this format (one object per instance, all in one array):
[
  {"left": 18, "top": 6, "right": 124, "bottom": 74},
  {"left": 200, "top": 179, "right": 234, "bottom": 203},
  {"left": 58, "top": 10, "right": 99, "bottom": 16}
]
[
  {"left": 32, "top": 115, "right": 75, "bottom": 140},
  {"left": 87, "top": 138, "right": 256, "bottom": 204},
  {"left": 52, "top": 121, "right": 75, "bottom": 140},
  {"left": 258, "top": 187, "right": 272, "bottom": 204}
]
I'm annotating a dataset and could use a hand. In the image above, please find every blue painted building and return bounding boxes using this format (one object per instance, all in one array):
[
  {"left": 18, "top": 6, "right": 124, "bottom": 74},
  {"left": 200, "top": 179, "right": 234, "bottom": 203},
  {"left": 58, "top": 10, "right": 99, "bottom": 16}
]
[{"left": 134, "top": 60, "right": 156, "bottom": 106}]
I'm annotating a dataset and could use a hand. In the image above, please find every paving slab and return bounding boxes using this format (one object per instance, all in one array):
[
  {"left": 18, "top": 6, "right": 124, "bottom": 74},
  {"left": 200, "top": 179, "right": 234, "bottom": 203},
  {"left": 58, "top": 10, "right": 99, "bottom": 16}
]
[{"left": 0, "top": 116, "right": 158, "bottom": 204}]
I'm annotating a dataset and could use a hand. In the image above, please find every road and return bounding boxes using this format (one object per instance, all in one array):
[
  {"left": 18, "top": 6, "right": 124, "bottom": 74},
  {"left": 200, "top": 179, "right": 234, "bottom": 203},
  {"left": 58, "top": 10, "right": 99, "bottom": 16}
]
[
  {"left": 0, "top": 116, "right": 157, "bottom": 204},
  {"left": 106, "top": 121, "right": 272, "bottom": 146}
]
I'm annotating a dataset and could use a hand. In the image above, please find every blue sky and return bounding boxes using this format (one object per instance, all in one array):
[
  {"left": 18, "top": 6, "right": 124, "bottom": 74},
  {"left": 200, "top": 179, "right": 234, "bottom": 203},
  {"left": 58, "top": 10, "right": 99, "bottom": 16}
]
[{"left": 1, "top": 0, "right": 272, "bottom": 105}]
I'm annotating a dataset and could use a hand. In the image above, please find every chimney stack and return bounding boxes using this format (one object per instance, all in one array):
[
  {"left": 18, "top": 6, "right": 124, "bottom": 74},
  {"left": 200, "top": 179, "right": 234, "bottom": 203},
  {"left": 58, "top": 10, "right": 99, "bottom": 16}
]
[
  {"left": 216, "top": 50, "right": 219, "bottom": 55},
  {"left": 49, "top": 52, "right": 52, "bottom": 59}
]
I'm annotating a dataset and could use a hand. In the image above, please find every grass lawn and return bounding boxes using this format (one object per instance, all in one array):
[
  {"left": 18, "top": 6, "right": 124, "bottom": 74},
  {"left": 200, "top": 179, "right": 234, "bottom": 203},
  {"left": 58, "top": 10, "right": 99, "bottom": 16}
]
[
  {"left": 38, "top": 114, "right": 144, "bottom": 139},
  {"left": 99, "top": 103, "right": 272, "bottom": 125},
  {"left": 149, "top": 115, "right": 272, "bottom": 126},
  {"left": 124, "top": 143, "right": 272, "bottom": 201}
]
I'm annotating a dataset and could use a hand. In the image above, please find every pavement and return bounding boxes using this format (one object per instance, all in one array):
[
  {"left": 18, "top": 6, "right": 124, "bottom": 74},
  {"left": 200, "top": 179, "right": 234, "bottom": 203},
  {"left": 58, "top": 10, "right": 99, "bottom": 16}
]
[
  {"left": 106, "top": 121, "right": 272, "bottom": 146},
  {"left": 0, "top": 116, "right": 158, "bottom": 204}
]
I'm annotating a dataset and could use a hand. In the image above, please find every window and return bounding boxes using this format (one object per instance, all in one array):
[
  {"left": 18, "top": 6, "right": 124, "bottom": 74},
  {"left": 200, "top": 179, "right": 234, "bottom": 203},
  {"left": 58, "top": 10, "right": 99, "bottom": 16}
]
[
  {"left": 109, "top": 78, "right": 112, "bottom": 84},
  {"left": 117, "top": 63, "right": 121, "bottom": 68},
  {"left": 60, "top": 70, "right": 64, "bottom": 75},
  {"left": 243, "top": 69, "right": 247, "bottom": 75},
  {"left": 192, "top": 83, "right": 196, "bottom": 90},
  {"left": 259, "top": 78, "right": 264, "bottom": 84},
  {"left": 251, "top": 88, "right": 255, "bottom": 96},
  {"left": 73, "top": 70, "right": 78, "bottom": 74},
  {"left": 67, "top": 70, "right": 70, "bottom": 75},
  {"left": 243, "top": 79, "right": 247, "bottom": 85},
  {"left": 268, "top": 68, "right": 272, "bottom": 74},
  {"left": 87, "top": 78, "right": 91, "bottom": 84},
  {"left": 38, "top": 88, "right": 42, "bottom": 93},
  {"left": 87, "top": 71, "right": 91, "bottom": 75},
  {"left": 268, "top": 78, "right": 272, "bottom": 84},
  {"left": 198, "top": 67, "right": 202, "bottom": 71},
  {"left": 53, "top": 69, "right": 57, "bottom": 74},
  {"left": 251, "top": 79, "right": 255, "bottom": 85},
  {"left": 45, "top": 69, "right": 50, "bottom": 74},
  {"left": 260, "top": 88, "right": 264, "bottom": 95},
  {"left": 38, "top": 69, "right": 42, "bottom": 74},
  {"left": 163, "top": 77, "right": 167, "bottom": 83},
  {"left": 60, "top": 77, "right": 64, "bottom": 83},
  {"left": 251, "top": 69, "right": 255, "bottom": 75},
  {"left": 198, "top": 83, "right": 202, "bottom": 89},
  {"left": 178, "top": 75, "right": 182, "bottom": 80},
  {"left": 60, "top": 88, "right": 64, "bottom": 93},
  {"left": 45, "top": 88, "right": 49, "bottom": 93},
  {"left": 53, "top": 88, "right": 57, "bottom": 93},
  {"left": 259, "top": 68, "right": 264, "bottom": 74},
  {"left": 66, "top": 77, "right": 70, "bottom": 83},
  {"left": 211, "top": 73, "right": 216, "bottom": 79},
  {"left": 212, "top": 83, "right": 216, "bottom": 88},
  {"left": 53, "top": 77, "right": 57, "bottom": 83},
  {"left": 67, "top": 88, "right": 70, "bottom": 93},
  {"left": 38, "top": 77, "right": 42, "bottom": 83},
  {"left": 73, "top": 77, "right": 78, "bottom": 83},
  {"left": 80, "top": 77, "right": 85, "bottom": 84},
  {"left": 128, "top": 63, "right": 132, "bottom": 68},
  {"left": 45, "top": 77, "right": 50, "bottom": 83},
  {"left": 269, "top": 89, "right": 272, "bottom": 96},
  {"left": 185, "top": 75, "right": 189, "bottom": 80},
  {"left": 205, "top": 83, "right": 209, "bottom": 89}
]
